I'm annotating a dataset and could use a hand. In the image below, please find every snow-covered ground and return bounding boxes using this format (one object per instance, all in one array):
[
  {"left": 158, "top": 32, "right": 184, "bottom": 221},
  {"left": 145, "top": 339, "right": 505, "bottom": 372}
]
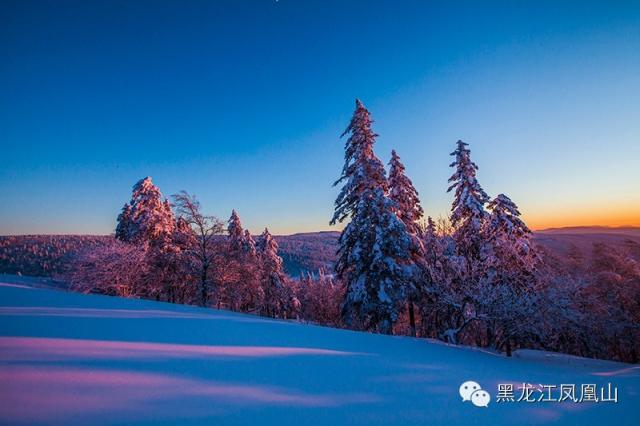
[{"left": 0, "top": 276, "right": 638, "bottom": 425}]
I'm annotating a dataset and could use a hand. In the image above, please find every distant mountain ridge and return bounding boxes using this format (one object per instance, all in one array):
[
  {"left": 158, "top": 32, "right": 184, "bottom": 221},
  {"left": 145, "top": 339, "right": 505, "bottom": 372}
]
[
  {"left": 276, "top": 227, "right": 640, "bottom": 274},
  {"left": 535, "top": 225, "right": 640, "bottom": 235}
]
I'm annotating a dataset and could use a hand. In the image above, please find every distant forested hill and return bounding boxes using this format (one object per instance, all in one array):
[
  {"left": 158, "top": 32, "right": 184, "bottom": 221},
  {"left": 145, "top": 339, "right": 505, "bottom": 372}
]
[{"left": 2, "top": 227, "right": 639, "bottom": 278}]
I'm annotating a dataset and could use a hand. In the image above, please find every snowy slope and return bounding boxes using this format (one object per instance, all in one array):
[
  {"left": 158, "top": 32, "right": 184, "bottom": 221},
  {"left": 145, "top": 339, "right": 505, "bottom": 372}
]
[{"left": 0, "top": 277, "right": 638, "bottom": 426}]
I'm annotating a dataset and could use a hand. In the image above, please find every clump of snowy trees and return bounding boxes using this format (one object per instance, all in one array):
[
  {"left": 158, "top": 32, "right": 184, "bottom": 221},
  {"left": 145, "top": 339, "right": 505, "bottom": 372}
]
[
  {"left": 71, "top": 177, "right": 298, "bottom": 319},
  {"left": 331, "top": 100, "right": 423, "bottom": 334},
  {"left": 295, "top": 269, "right": 344, "bottom": 328},
  {"left": 331, "top": 100, "right": 634, "bottom": 359},
  {"left": 536, "top": 241, "right": 640, "bottom": 363}
]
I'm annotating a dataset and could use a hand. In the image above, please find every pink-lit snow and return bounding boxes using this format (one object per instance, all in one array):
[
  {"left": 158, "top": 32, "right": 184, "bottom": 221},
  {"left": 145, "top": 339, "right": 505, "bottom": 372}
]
[{"left": 0, "top": 277, "right": 638, "bottom": 425}]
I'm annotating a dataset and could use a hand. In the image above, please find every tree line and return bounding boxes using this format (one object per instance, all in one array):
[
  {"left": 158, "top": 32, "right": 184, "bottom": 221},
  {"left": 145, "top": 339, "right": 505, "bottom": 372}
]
[{"left": 67, "top": 99, "right": 639, "bottom": 363}]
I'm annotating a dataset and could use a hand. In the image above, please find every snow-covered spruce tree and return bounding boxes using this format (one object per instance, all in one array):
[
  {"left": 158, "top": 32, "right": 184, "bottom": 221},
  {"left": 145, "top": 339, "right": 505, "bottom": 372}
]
[
  {"left": 418, "top": 216, "right": 446, "bottom": 337},
  {"left": 423, "top": 217, "right": 439, "bottom": 265},
  {"left": 338, "top": 187, "right": 421, "bottom": 334},
  {"left": 388, "top": 150, "right": 424, "bottom": 235},
  {"left": 223, "top": 210, "right": 263, "bottom": 312},
  {"left": 331, "top": 99, "right": 388, "bottom": 225},
  {"left": 116, "top": 177, "right": 176, "bottom": 246},
  {"left": 485, "top": 194, "right": 537, "bottom": 288},
  {"left": 227, "top": 211, "right": 258, "bottom": 258},
  {"left": 447, "top": 140, "right": 490, "bottom": 262},
  {"left": 227, "top": 210, "right": 244, "bottom": 253},
  {"left": 387, "top": 149, "right": 426, "bottom": 336},
  {"left": 479, "top": 194, "right": 542, "bottom": 355},
  {"left": 441, "top": 141, "right": 491, "bottom": 345},
  {"left": 113, "top": 177, "right": 181, "bottom": 302},
  {"left": 331, "top": 99, "right": 420, "bottom": 334},
  {"left": 257, "top": 228, "right": 291, "bottom": 318}
]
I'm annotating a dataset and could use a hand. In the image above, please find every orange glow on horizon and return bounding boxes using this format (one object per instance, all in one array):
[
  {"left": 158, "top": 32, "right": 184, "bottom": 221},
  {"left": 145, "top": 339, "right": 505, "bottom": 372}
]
[
  {"left": 262, "top": 200, "right": 640, "bottom": 235},
  {"left": 524, "top": 203, "right": 640, "bottom": 231}
]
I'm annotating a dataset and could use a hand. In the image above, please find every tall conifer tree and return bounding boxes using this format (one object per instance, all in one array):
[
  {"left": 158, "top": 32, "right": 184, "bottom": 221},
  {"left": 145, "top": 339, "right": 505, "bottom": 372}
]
[
  {"left": 388, "top": 149, "right": 425, "bottom": 336},
  {"left": 257, "top": 228, "right": 289, "bottom": 318},
  {"left": 447, "top": 141, "right": 490, "bottom": 261},
  {"left": 332, "top": 100, "right": 419, "bottom": 334}
]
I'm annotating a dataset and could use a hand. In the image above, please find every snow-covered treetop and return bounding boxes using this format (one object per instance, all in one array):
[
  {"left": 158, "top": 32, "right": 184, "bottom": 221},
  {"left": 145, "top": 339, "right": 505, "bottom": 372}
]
[
  {"left": 388, "top": 149, "right": 424, "bottom": 235},
  {"left": 116, "top": 176, "right": 175, "bottom": 244},
  {"left": 258, "top": 228, "right": 279, "bottom": 260},
  {"left": 487, "top": 194, "right": 531, "bottom": 239},
  {"left": 331, "top": 99, "right": 388, "bottom": 225},
  {"left": 228, "top": 209, "right": 244, "bottom": 251},
  {"left": 243, "top": 229, "right": 257, "bottom": 257},
  {"left": 132, "top": 177, "right": 161, "bottom": 201},
  {"left": 448, "top": 140, "right": 489, "bottom": 224},
  {"left": 228, "top": 210, "right": 242, "bottom": 232},
  {"left": 447, "top": 140, "right": 490, "bottom": 258},
  {"left": 426, "top": 216, "right": 436, "bottom": 236},
  {"left": 227, "top": 210, "right": 257, "bottom": 257},
  {"left": 423, "top": 216, "right": 439, "bottom": 249},
  {"left": 258, "top": 227, "right": 285, "bottom": 281}
]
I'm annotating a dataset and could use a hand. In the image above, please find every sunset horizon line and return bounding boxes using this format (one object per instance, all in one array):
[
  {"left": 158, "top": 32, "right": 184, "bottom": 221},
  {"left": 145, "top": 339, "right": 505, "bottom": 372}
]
[{"left": 3, "top": 223, "right": 639, "bottom": 238}]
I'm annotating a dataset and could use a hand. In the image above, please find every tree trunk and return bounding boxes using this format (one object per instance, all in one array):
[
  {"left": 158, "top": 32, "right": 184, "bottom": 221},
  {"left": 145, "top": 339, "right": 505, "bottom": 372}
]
[
  {"left": 200, "top": 267, "right": 208, "bottom": 307},
  {"left": 408, "top": 300, "right": 416, "bottom": 337},
  {"left": 505, "top": 339, "right": 512, "bottom": 357},
  {"left": 486, "top": 322, "right": 494, "bottom": 348}
]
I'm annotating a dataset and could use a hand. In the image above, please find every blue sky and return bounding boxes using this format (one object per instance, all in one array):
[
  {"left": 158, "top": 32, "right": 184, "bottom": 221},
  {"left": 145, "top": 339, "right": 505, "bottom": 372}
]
[{"left": 1, "top": 0, "right": 639, "bottom": 235}]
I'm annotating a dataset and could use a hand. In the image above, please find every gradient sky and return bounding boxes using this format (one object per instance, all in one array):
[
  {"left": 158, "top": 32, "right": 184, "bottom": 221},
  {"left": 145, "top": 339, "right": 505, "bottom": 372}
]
[{"left": 1, "top": 0, "right": 639, "bottom": 235}]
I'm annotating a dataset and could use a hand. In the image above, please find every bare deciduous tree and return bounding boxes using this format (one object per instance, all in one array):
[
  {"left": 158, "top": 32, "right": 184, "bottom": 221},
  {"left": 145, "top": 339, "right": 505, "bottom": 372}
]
[{"left": 172, "top": 191, "right": 224, "bottom": 307}]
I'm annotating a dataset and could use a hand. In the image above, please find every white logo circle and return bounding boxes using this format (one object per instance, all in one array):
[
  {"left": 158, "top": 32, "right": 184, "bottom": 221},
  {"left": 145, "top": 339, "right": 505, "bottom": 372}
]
[
  {"left": 459, "top": 381, "right": 482, "bottom": 402},
  {"left": 470, "top": 389, "right": 491, "bottom": 407}
]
